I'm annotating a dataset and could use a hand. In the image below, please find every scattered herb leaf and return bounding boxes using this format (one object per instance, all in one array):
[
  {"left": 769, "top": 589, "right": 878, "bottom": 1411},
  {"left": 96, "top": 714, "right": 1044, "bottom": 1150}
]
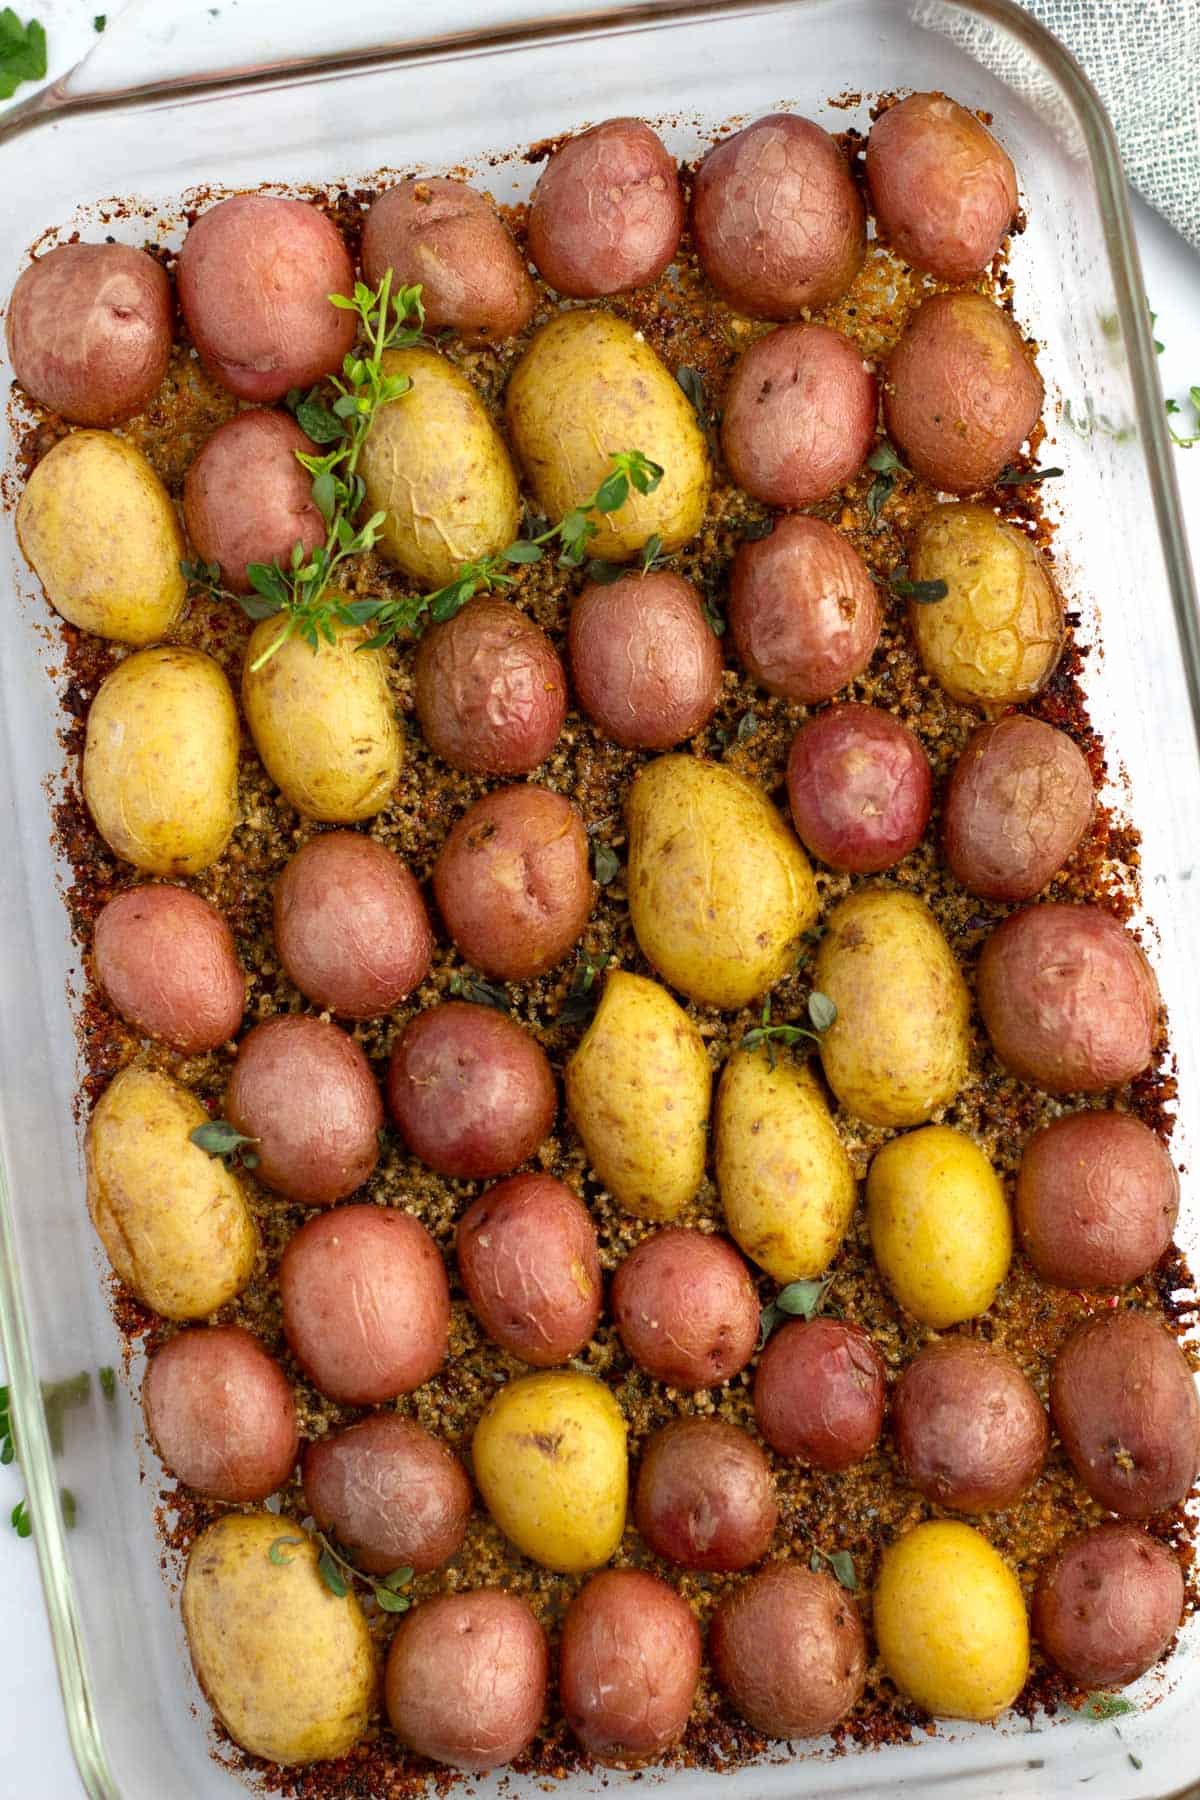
[
  {"left": 269, "top": 1535, "right": 304, "bottom": 1566},
  {"left": 99, "top": 1366, "right": 115, "bottom": 1402},
  {"left": 807, "top": 991, "right": 838, "bottom": 1033},
  {"left": 675, "top": 365, "right": 706, "bottom": 423},
  {"left": 996, "top": 464, "right": 1064, "bottom": 486},
  {"left": 0, "top": 9, "right": 47, "bottom": 100},
  {"left": 1081, "top": 1694, "right": 1137, "bottom": 1721},
  {"left": 759, "top": 1275, "right": 834, "bottom": 1347},
  {"left": 740, "top": 992, "right": 836, "bottom": 1068},
  {"left": 640, "top": 532, "right": 665, "bottom": 573},
  {"left": 60, "top": 1487, "right": 77, "bottom": 1530},
  {"left": 593, "top": 843, "right": 620, "bottom": 885},
  {"left": 809, "top": 1544, "right": 859, "bottom": 1590},
  {"left": 10, "top": 1499, "right": 30, "bottom": 1538},
  {"left": 1129, "top": 1753, "right": 1143, "bottom": 1770},
  {"left": 558, "top": 951, "right": 612, "bottom": 1026},
  {"left": 0, "top": 1385, "right": 13, "bottom": 1466},
  {"left": 1166, "top": 385, "right": 1200, "bottom": 449},
  {"left": 865, "top": 440, "right": 908, "bottom": 522},
  {"left": 736, "top": 711, "right": 759, "bottom": 743},
  {"left": 448, "top": 972, "right": 511, "bottom": 1012},
  {"left": 701, "top": 590, "right": 726, "bottom": 636},
  {"left": 739, "top": 515, "right": 774, "bottom": 541},
  {"left": 296, "top": 1531, "right": 413, "bottom": 1609},
  {"left": 93, "top": 13, "right": 106, "bottom": 29},
  {"left": 42, "top": 1372, "right": 90, "bottom": 1455},
  {"left": 189, "top": 1119, "right": 259, "bottom": 1164},
  {"left": 318, "top": 1547, "right": 349, "bottom": 1597},
  {"left": 890, "top": 575, "right": 949, "bottom": 604},
  {"left": 584, "top": 558, "right": 625, "bottom": 586}
]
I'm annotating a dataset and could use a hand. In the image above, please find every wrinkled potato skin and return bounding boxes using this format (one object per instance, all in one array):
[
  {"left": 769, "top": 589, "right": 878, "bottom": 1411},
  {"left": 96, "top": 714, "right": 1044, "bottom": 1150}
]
[
  {"left": 710, "top": 1563, "right": 867, "bottom": 1738},
  {"left": 692, "top": 114, "right": 865, "bottom": 317},
  {"left": 564, "top": 971, "right": 710, "bottom": 1222},
  {"left": 302, "top": 1413, "right": 472, "bottom": 1576},
  {"left": 753, "top": 1319, "right": 886, "bottom": 1469},
  {"left": 874, "top": 1520, "right": 1028, "bottom": 1720},
  {"left": 86, "top": 1066, "right": 257, "bottom": 1321},
  {"left": 385, "top": 1590, "right": 547, "bottom": 1772},
  {"left": 1050, "top": 1312, "right": 1200, "bottom": 1517},
  {"left": 281, "top": 1205, "right": 450, "bottom": 1405},
  {"left": 226, "top": 1015, "right": 383, "bottom": 1205},
  {"left": 815, "top": 887, "right": 971, "bottom": 1128},
  {"left": 93, "top": 885, "right": 244, "bottom": 1052},
  {"left": 361, "top": 177, "right": 535, "bottom": 344},
  {"left": 786, "top": 704, "right": 932, "bottom": 873},
  {"left": 387, "top": 1002, "right": 557, "bottom": 1181},
  {"left": 183, "top": 410, "right": 324, "bottom": 595},
  {"left": 17, "top": 431, "right": 185, "bottom": 645},
  {"left": 456, "top": 1173, "right": 602, "bottom": 1366},
  {"left": 569, "top": 571, "right": 723, "bottom": 750},
  {"left": 721, "top": 323, "right": 876, "bottom": 508},
  {"left": 178, "top": 196, "right": 356, "bottom": 402},
  {"left": 910, "top": 504, "right": 1064, "bottom": 709},
  {"left": 716, "top": 1045, "right": 856, "bottom": 1282},
  {"left": 7, "top": 242, "right": 172, "bottom": 425},
  {"left": 143, "top": 1326, "right": 297, "bottom": 1503},
  {"left": 627, "top": 755, "right": 818, "bottom": 1010},
  {"left": 506, "top": 310, "right": 710, "bottom": 560},
  {"left": 892, "top": 1339, "right": 1048, "bottom": 1512},
  {"left": 529, "top": 118, "right": 684, "bottom": 298},
  {"left": 611, "top": 1228, "right": 759, "bottom": 1391},
  {"left": 182, "top": 1513, "right": 375, "bottom": 1765},
  {"left": 977, "top": 903, "right": 1160, "bottom": 1094},
  {"left": 885, "top": 293, "right": 1043, "bottom": 493},
  {"left": 472, "top": 1371, "right": 628, "bottom": 1573},
  {"left": 634, "top": 1417, "right": 777, "bottom": 1571},
  {"left": 866, "top": 94, "right": 1018, "bottom": 280},
  {"left": 361, "top": 346, "right": 521, "bottom": 589},
  {"left": 1033, "top": 1523, "right": 1184, "bottom": 1689},
  {"left": 867, "top": 1125, "right": 1012, "bottom": 1329},
  {"left": 560, "top": 1570, "right": 701, "bottom": 1766},
  {"left": 414, "top": 597, "right": 566, "bottom": 775},
  {"left": 943, "top": 716, "right": 1093, "bottom": 899},
  {"left": 1016, "top": 1110, "right": 1179, "bottom": 1289},
  {"left": 242, "top": 617, "right": 402, "bottom": 824},
  {"left": 730, "top": 513, "right": 880, "bottom": 703}
]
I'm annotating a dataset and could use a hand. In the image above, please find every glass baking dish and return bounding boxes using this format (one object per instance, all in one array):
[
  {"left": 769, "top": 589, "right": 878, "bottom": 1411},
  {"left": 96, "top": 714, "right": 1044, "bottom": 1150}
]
[{"left": 1, "top": 0, "right": 1197, "bottom": 1795}]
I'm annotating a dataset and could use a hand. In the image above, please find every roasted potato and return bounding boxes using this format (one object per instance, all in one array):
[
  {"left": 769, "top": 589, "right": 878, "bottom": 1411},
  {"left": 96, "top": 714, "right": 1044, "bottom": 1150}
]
[
  {"left": 730, "top": 513, "right": 880, "bottom": 703},
  {"left": 710, "top": 1562, "right": 867, "bottom": 1737},
  {"left": 943, "top": 716, "right": 1093, "bottom": 899},
  {"left": 892, "top": 1339, "right": 1047, "bottom": 1512},
  {"left": 414, "top": 597, "right": 566, "bottom": 775},
  {"left": 302, "top": 1413, "right": 471, "bottom": 1576},
  {"left": 560, "top": 1570, "right": 700, "bottom": 1766},
  {"left": 143, "top": 1326, "right": 297, "bottom": 1502},
  {"left": 1016, "top": 1110, "right": 1179, "bottom": 1289},
  {"left": 634, "top": 1416, "right": 776, "bottom": 1571},
  {"left": 1033, "top": 1523, "right": 1184, "bottom": 1689},
  {"left": 569, "top": 570, "right": 723, "bottom": 749},
  {"left": 85, "top": 1066, "right": 257, "bottom": 1320},
  {"left": 564, "top": 970, "right": 710, "bottom": 1222},
  {"left": 182, "top": 409, "right": 324, "bottom": 594},
  {"left": 456, "top": 1173, "right": 601, "bottom": 1366},
  {"left": 385, "top": 1590, "right": 547, "bottom": 1772},
  {"left": 754, "top": 1319, "right": 886, "bottom": 1470},
  {"left": 528, "top": 118, "right": 683, "bottom": 297},
  {"left": 866, "top": 93, "right": 1018, "bottom": 280},
  {"left": 611, "top": 1227, "right": 759, "bottom": 1390},
  {"left": 626, "top": 754, "right": 818, "bottom": 1010},
  {"left": 815, "top": 886, "right": 970, "bottom": 1128},
  {"left": 721, "top": 323, "right": 876, "bottom": 508},
  {"left": 867, "top": 1125, "right": 1012, "bottom": 1328},
  {"left": 361, "top": 176, "right": 535, "bottom": 344},
  {"left": 93, "top": 885, "right": 244, "bottom": 1052},
  {"left": 786, "top": 704, "right": 932, "bottom": 872}
]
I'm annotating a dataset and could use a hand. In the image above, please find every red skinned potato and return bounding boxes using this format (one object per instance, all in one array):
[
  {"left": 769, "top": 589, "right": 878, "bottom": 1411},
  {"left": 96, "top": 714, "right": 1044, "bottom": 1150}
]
[
  {"left": 892, "top": 1339, "right": 1048, "bottom": 1513},
  {"left": 386, "top": 1002, "right": 556, "bottom": 1181},
  {"left": 225, "top": 1015, "right": 382, "bottom": 1204},
  {"left": 977, "top": 904, "right": 1160, "bottom": 1094},
  {"left": 302, "top": 1414, "right": 471, "bottom": 1575},
  {"left": 692, "top": 114, "right": 865, "bottom": 318},
  {"left": 635, "top": 1417, "right": 777, "bottom": 1571},
  {"left": 560, "top": 1569, "right": 701, "bottom": 1766},
  {"left": 943, "top": 717, "right": 1093, "bottom": 902},
  {"left": 884, "top": 292, "right": 1043, "bottom": 493},
  {"left": 611, "top": 1228, "right": 759, "bottom": 1390},
  {"left": 710, "top": 1562, "right": 868, "bottom": 1737},
  {"left": 281, "top": 1205, "right": 449, "bottom": 1404},
  {"left": 866, "top": 93, "right": 1018, "bottom": 280},
  {"left": 385, "top": 1589, "right": 547, "bottom": 1772},
  {"left": 528, "top": 118, "right": 683, "bottom": 298},
  {"left": 730, "top": 513, "right": 879, "bottom": 703},
  {"left": 361, "top": 176, "right": 535, "bottom": 344},
  {"left": 1033, "top": 1523, "right": 1184, "bottom": 1689},
  {"left": 177, "top": 195, "right": 355, "bottom": 402},
  {"left": 433, "top": 785, "right": 592, "bottom": 981},
  {"left": 6, "top": 242, "right": 172, "bottom": 426},
  {"left": 182, "top": 410, "right": 324, "bottom": 595},
  {"left": 1050, "top": 1311, "right": 1200, "bottom": 1517},
  {"left": 413, "top": 597, "right": 566, "bottom": 776},
  {"left": 569, "top": 571, "right": 723, "bottom": 750},
  {"left": 93, "top": 885, "right": 244, "bottom": 1052},
  {"left": 143, "top": 1326, "right": 297, "bottom": 1503},
  {"left": 721, "top": 323, "right": 876, "bottom": 508},
  {"left": 754, "top": 1319, "right": 886, "bottom": 1470},
  {"left": 456, "top": 1174, "right": 601, "bottom": 1366},
  {"left": 273, "top": 831, "right": 433, "bottom": 1020},
  {"left": 786, "top": 704, "right": 931, "bottom": 873},
  {"left": 1016, "top": 1110, "right": 1179, "bottom": 1290}
]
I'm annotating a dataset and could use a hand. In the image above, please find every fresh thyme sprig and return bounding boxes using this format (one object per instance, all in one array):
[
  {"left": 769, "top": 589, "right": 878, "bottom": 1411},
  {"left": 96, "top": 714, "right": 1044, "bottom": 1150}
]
[
  {"left": 269, "top": 1530, "right": 413, "bottom": 1612},
  {"left": 740, "top": 991, "right": 837, "bottom": 1069}
]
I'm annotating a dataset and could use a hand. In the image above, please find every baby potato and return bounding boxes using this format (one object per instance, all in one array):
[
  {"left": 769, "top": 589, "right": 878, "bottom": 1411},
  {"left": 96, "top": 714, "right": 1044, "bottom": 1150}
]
[
  {"left": 303, "top": 1414, "right": 472, "bottom": 1576},
  {"left": 815, "top": 887, "right": 970, "bottom": 1128},
  {"left": 892, "top": 1339, "right": 1047, "bottom": 1513},
  {"left": 627, "top": 754, "right": 818, "bottom": 1010},
  {"left": 560, "top": 1569, "right": 700, "bottom": 1767},
  {"left": 456, "top": 1173, "right": 602, "bottom": 1367},
  {"left": 385, "top": 1589, "right": 547, "bottom": 1772},
  {"left": 611, "top": 1228, "right": 759, "bottom": 1390},
  {"left": 143, "top": 1325, "right": 297, "bottom": 1503},
  {"left": 866, "top": 93, "right": 1018, "bottom": 281},
  {"left": 874, "top": 1520, "right": 1028, "bottom": 1720},
  {"left": 243, "top": 616, "right": 402, "bottom": 823},
  {"left": 182, "top": 1513, "right": 375, "bottom": 1765},
  {"left": 569, "top": 570, "right": 723, "bottom": 750},
  {"left": 910, "top": 504, "right": 1064, "bottom": 709},
  {"left": 564, "top": 970, "right": 710, "bottom": 1222},
  {"left": 716, "top": 1045, "right": 856, "bottom": 1282},
  {"left": 505, "top": 310, "right": 710, "bottom": 561},
  {"left": 362, "top": 177, "right": 535, "bottom": 345},
  {"left": 730, "top": 513, "right": 880, "bottom": 704},
  {"left": 1016, "top": 1110, "right": 1179, "bottom": 1290},
  {"left": 414, "top": 596, "right": 566, "bottom": 775},
  {"left": 710, "top": 1562, "right": 867, "bottom": 1738},
  {"left": 17, "top": 432, "right": 185, "bottom": 645},
  {"left": 943, "top": 715, "right": 1093, "bottom": 900},
  {"left": 1034, "top": 1523, "right": 1184, "bottom": 1690},
  {"left": 786, "top": 704, "right": 932, "bottom": 873},
  {"left": 84, "top": 647, "right": 238, "bottom": 876},
  {"left": 754, "top": 1319, "right": 886, "bottom": 1470},
  {"left": 93, "top": 884, "right": 244, "bottom": 1052},
  {"left": 720, "top": 323, "right": 876, "bottom": 509},
  {"left": 867, "top": 1125, "right": 1012, "bottom": 1328},
  {"left": 360, "top": 345, "right": 520, "bottom": 589},
  {"left": 528, "top": 118, "right": 683, "bottom": 298},
  {"left": 183, "top": 409, "right": 324, "bottom": 595},
  {"left": 85, "top": 1066, "right": 257, "bottom": 1320},
  {"left": 634, "top": 1417, "right": 777, "bottom": 1571},
  {"left": 473, "top": 1370, "right": 628, "bottom": 1573}
]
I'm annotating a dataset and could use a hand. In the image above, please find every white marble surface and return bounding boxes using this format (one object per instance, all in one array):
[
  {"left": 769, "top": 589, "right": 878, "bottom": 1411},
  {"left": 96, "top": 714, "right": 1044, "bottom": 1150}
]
[{"left": 1, "top": 4, "right": 1199, "bottom": 1795}]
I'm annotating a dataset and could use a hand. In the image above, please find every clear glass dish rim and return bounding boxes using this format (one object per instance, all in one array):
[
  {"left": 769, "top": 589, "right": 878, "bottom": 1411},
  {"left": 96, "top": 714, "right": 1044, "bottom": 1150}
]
[{"left": 0, "top": 2, "right": 1197, "bottom": 1796}]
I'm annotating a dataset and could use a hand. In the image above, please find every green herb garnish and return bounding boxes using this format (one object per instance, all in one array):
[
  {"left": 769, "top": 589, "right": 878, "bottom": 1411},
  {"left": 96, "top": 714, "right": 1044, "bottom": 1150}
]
[
  {"left": 1081, "top": 1693, "right": 1137, "bottom": 1721},
  {"left": 809, "top": 1545, "right": 858, "bottom": 1591},
  {"left": 10, "top": 1499, "right": 30, "bottom": 1539},
  {"left": 735, "top": 711, "right": 759, "bottom": 743},
  {"left": 675, "top": 365, "right": 706, "bottom": 423},
  {"left": 558, "top": 951, "right": 612, "bottom": 1027},
  {"left": 448, "top": 972, "right": 511, "bottom": 1012},
  {"left": 189, "top": 1119, "right": 260, "bottom": 1169},
  {"left": 996, "top": 464, "right": 1064, "bottom": 486},
  {"left": 0, "top": 9, "right": 46, "bottom": 100},
  {"left": 866, "top": 440, "right": 907, "bottom": 521},
  {"left": 891, "top": 575, "right": 949, "bottom": 604},
  {"left": 759, "top": 1276, "right": 835, "bottom": 1347},
  {"left": 1166, "top": 385, "right": 1200, "bottom": 448},
  {"left": 740, "top": 991, "right": 837, "bottom": 1068},
  {"left": 593, "top": 843, "right": 620, "bottom": 885}
]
